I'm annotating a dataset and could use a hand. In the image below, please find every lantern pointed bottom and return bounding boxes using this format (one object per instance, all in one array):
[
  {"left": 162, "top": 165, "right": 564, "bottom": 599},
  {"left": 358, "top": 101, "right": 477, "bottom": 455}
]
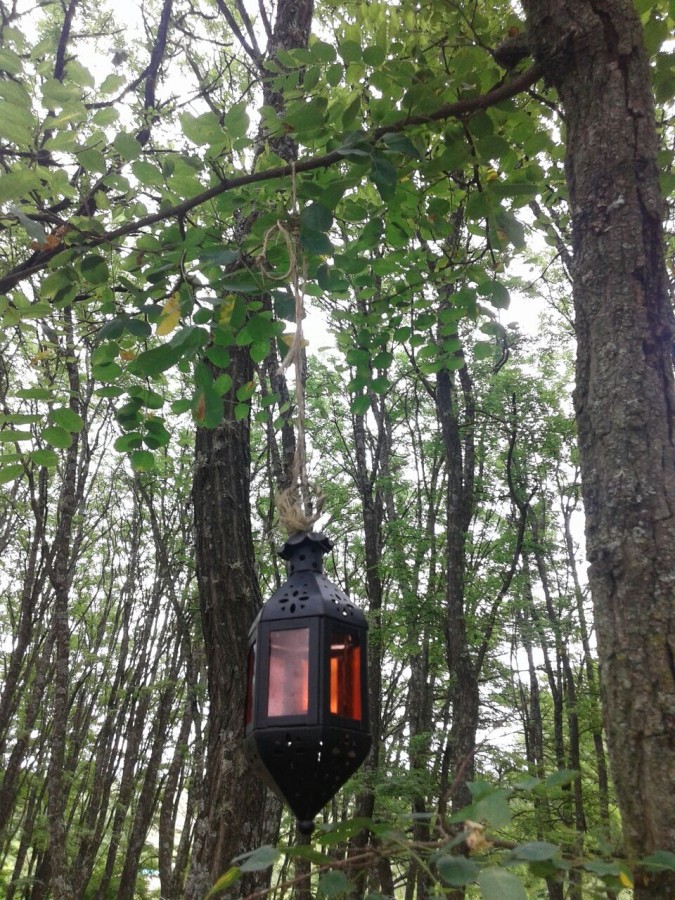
[
  {"left": 297, "top": 819, "right": 315, "bottom": 836},
  {"left": 244, "top": 723, "right": 371, "bottom": 823}
]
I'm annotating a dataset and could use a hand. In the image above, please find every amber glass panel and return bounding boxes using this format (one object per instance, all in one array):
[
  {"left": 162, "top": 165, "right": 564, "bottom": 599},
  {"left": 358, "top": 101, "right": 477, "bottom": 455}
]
[
  {"left": 267, "top": 628, "right": 309, "bottom": 717},
  {"left": 329, "top": 632, "right": 362, "bottom": 720},
  {"left": 245, "top": 643, "right": 255, "bottom": 726}
]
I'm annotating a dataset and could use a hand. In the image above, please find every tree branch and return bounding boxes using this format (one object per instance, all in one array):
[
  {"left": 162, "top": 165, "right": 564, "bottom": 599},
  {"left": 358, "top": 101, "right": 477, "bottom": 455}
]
[{"left": 0, "top": 64, "right": 542, "bottom": 296}]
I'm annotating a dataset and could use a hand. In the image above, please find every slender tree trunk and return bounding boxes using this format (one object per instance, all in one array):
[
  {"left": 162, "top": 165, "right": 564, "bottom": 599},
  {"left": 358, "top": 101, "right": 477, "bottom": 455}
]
[
  {"left": 44, "top": 310, "right": 81, "bottom": 900},
  {"left": 562, "top": 495, "right": 611, "bottom": 831},
  {"left": 523, "top": 3, "right": 675, "bottom": 894}
]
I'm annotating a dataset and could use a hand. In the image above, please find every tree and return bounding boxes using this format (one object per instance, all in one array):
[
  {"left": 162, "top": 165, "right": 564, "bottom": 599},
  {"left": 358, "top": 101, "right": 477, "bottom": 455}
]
[{"left": 520, "top": 2, "right": 675, "bottom": 895}]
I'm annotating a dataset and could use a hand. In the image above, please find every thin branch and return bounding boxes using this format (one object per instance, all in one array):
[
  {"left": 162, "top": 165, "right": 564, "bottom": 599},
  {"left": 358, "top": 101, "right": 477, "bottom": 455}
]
[
  {"left": 234, "top": 0, "right": 261, "bottom": 58},
  {"left": 257, "top": 0, "right": 272, "bottom": 40},
  {"left": 215, "top": 0, "right": 260, "bottom": 63}
]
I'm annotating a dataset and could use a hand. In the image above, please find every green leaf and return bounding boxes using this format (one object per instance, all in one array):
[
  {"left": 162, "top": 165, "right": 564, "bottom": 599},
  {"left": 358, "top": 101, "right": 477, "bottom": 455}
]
[
  {"left": 128, "top": 344, "right": 184, "bottom": 378},
  {"left": 206, "top": 346, "right": 231, "bottom": 369},
  {"left": 31, "top": 449, "right": 59, "bottom": 467},
  {"left": 0, "top": 169, "right": 42, "bottom": 204},
  {"left": 128, "top": 387, "right": 165, "bottom": 409},
  {"left": 66, "top": 59, "right": 95, "bottom": 88},
  {"left": 642, "top": 851, "right": 675, "bottom": 871},
  {"left": 144, "top": 419, "right": 171, "bottom": 449},
  {"left": 318, "top": 870, "right": 352, "bottom": 897},
  {"left": 213, "top": 373, "right": 233, "bottom": 395},
  {"left": 42, "top": 425, "right": 73, "bottom": 449},
  {"left": 114, "top": 432, "right": 144, "bottom": 452},
  {"left": 473, "top": 340, "right": 493, "bottom": 360},
  {"left": 130, "top": 449, "right": 155, "bottom": 472},
  {"left": 363, "top": 45, "right": 386, "bottom": 67},
  {"left": 351, "top": 394, "right": 371, "bottom": 415},
  {"left": 511, "top": 842, "right": 561, "bottom": 862},
  {"left": 301, "top": 228, "right": 333, "bottom": 255},
  {"left": 51, "top": 407, "right": 85, "bottom": 432},
  {"left": 0, "top": 99, "right": 35, "bottom": 145},
  {"left": 113, "top": 131, "right": 142, "bottom": 160},
  {"left": 545, "top": 769, "right": 579, "bottom": 789},
  {"left": 77, "top": 148, "right": 107, "bottom": 173},
  {"left": 381, "top": 131, "right": 420, "bottom": 158},
  {"left": 100, "top": 73, "right": 126, "bottom": 94},
  {"left": 0, "top": 46, "right": 23, "bottom": 75},
  {"left": 512, "top": 774, "right": 540, "bottom": 791},
  {"left": 582, "top": 860, "right": 621, "bottom": 877},
  {"left": 285, "top": 845, "right": 329, "bottom": 865},
  {"left": 338, "top": 40, "right": 362, "bottom": 63},
  {"left": 436, "top": 856, "right": 479, "bottom": 887},
  {"left": 0, "top": 430, "right": 32, "bottom": 442},
  {"left": 477, "top": 280, "right": 510, "bottom": 310},
  {"left": 370, "top": 153, "right": 398, "bottom": 201},
  {"left": 0, "top": 463, "right": 24, "bottom": 484},
  {"left": 41, "top": 78, "right": 81, "bottom": 108},
  {"left": 16, "top": 387, "right": 53, "bottom": 401},
  {"left": 478, "top": 868, "right": 527, "bottom": 900},
  {"left": 132, "top": 159, "right": 165, "bottom": 187},
  {"left": 310, "top": 39, "right": 337, "bottom": 63},
  {"left": 236, "top": 845, "right": 280, "bottom": 873},
  {"left": 222, "top": 102, "right": 249, "bottom": 137},
  {"left": 80, "top": 255, "right": 110, "bottom": 285},
  {"left": 301, "top": 202, "right": 334, "bottom": 232}
]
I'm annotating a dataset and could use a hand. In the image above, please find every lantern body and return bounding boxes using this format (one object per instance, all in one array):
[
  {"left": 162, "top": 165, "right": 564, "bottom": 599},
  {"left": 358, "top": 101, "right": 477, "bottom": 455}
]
[{"left": 244, "top": 532, "right": 371, "bottom": 832}]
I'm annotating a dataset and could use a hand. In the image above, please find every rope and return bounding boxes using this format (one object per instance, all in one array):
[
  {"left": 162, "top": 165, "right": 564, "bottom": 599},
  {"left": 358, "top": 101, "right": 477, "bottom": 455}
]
[{"left": 259, "top": 164, "right": 324, "bottom": 535}]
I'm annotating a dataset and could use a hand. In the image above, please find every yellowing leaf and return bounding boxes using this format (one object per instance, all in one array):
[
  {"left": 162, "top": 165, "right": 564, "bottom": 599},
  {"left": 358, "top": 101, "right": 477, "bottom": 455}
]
[
  {"left": 156, "top": 293, "right": 180, "bottom": 336},
  {"left": 218, "top": 294, "right": 236, "bottom": 325},
  {"left": 30, "top": 351, "right": 53, "bottom": 364},
  {"left": 194, "top": 391, "right": 206, "bottom": 423},
  {"left": 486, "top": 168, "right": 500, "bottom": 181},
  {"left": 280, "top": 332, "right": 309, "bottom": 348},
  {"left": 205, "top": 866, "right": 241, "bottom": 898},
  {"left": 619, "top": 872, "right": 633, "bottom": 888}
]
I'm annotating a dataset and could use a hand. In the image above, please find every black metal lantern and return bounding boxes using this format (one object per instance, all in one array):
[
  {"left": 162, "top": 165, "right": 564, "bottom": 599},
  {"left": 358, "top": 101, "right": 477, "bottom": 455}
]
[{"left": 244, "top": 531, "right": 371, "bottom": 834}]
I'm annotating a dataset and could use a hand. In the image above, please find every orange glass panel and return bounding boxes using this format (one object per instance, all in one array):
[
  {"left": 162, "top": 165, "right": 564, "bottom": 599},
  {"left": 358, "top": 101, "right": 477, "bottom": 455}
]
[
  {"left": 245, "top": 643, "right": 256, "bottom": 726},
  {"left": 329, "top": 632, "right": 362, "bottom": 720},
  {"left": 267, "top": 628, "right": 309, "bottom": 717}
]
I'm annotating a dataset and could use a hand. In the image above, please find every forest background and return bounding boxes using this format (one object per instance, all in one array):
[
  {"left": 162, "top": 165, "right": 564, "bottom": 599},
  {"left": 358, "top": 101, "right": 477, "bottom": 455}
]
[{"left": 0, "top": 0, "right": 674, "bottom": 898}]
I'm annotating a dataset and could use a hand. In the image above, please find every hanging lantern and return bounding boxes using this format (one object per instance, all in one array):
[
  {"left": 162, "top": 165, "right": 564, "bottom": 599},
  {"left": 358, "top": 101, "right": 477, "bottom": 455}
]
[{"left": 244, "top": 531, "right": 371, "bottom": 834}]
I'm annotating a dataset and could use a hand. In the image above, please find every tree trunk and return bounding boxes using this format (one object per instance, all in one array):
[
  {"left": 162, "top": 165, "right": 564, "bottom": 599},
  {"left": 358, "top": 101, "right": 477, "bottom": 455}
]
[
  {"left": 187, "top": 349, "right": 274, "bottom": 899},
  {"left": 522, "top": 2, "right": 675, "bottom": 894}
]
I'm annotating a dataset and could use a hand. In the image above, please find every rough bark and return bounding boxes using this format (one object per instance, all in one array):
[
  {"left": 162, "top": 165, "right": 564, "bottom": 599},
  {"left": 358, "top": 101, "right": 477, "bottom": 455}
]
[
  {"left": 522, "top": 2, "right": 675, "bottom": 894},
  {"left": 187, "top": 348, "right": 273, "bottom": 900}
]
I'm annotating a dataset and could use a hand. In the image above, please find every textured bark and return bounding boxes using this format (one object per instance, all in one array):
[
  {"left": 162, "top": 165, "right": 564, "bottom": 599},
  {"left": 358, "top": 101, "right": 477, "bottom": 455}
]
[
  {"left": 522, "top": 2, "right": 675, "bottom": 894},
  {"left": 187, "top": 348, "right": 272, "bottom": 900}
]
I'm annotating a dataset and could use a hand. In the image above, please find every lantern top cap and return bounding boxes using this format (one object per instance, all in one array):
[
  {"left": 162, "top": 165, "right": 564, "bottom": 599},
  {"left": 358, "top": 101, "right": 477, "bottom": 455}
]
[{"left": 278, "top": 531, "right": 333, "bottom": 560}]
